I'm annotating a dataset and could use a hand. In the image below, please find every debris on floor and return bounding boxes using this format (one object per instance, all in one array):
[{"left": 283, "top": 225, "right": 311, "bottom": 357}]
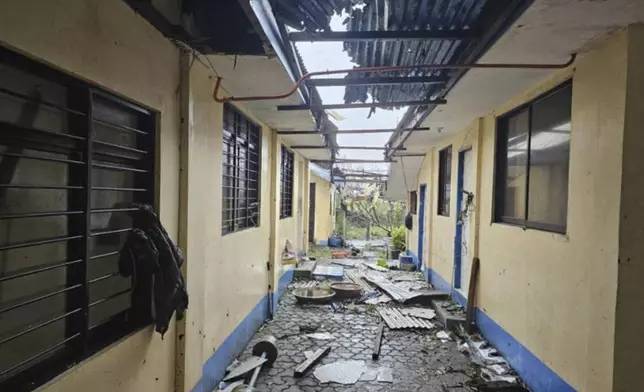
[
  {"left": 313, "top": 359, "right": 366, "bottom": 384},
  {"left": 401, "top": 307, "right": 436, "bottom": 320},
  {"left": 312, "top": 264, "right": 344, "bottom": 279},
  {"left": 436, "top": 330, "right": 451, "bottom": 342},
  {"left": 377, "top": 306, "right": 434, "bottom": 329},
  {"left": 223, "top": 356, "right": 267, "bottom": 381},
  {"left": 227, "top": 246, "right": 528, "bottom": 391}
]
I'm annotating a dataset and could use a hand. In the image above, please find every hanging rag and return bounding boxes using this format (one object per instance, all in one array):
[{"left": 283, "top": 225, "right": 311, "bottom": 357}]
[{"left": 119, "top": 204, "right": 188, "bottom": 337}]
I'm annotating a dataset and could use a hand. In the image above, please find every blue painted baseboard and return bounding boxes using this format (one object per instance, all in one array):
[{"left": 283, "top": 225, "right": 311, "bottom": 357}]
[
  {"left": 200, "top": 295, "right": 269, "bottom": 392},
  {"left": 199, "top": 268, "right": 294, "bottom": 392},
  {"left": 425, "top": 268, "right": 574, "bottom": 392}
]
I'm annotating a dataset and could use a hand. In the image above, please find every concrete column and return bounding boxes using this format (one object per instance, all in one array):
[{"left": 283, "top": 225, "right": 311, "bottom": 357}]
[
  {"left": 613, "top": 23, "right": 644, "bottom": 392},
  {"left": 268, "top": 131, "right": 281, "bottom": 308}
]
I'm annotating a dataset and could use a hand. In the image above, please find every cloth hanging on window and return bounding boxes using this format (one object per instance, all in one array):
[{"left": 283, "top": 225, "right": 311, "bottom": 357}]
[{"left": 119, "top": 204, "right": 188, "bottom": 337}]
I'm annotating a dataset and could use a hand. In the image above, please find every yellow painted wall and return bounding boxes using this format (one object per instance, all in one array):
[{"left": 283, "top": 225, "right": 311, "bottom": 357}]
[
  {"left": 310, "top": 173, "right": 334, "bottom": 243},
  {"left": 0, "top": 0, "right": 180, "bottom": 391},
  {"left": 406, "top": 29, "right": 633, "bottom": 391}
]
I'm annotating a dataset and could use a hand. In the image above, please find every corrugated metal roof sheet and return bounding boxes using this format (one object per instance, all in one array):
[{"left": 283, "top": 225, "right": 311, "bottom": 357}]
[
  {"left": 273, "top": 0, "right": 488, "bottom": 108},
  {"left": 342, "top": 0, "right": 486, "bottom": 105}
]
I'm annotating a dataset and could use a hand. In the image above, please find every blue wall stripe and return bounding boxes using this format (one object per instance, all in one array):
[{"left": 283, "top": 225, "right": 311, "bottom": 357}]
[
  {"left": 425, "top": 268, "right": 574, "bottom": 392},
  {"left": 200, "top": 268, "right": 294, "bottom": 392},
  {"left": 201, "top": 295, "right": 269, "bottom": 392}
]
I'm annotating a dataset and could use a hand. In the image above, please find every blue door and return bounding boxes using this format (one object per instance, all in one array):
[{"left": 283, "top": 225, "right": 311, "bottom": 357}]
[
  {"left": 454, "top": 149, "right": 474, "bottom": 290},
  {"left": 417, "top": 184, "right": 426, "bottom": 268}
]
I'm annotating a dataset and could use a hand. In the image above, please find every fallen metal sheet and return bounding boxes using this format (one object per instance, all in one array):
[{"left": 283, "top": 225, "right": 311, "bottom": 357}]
[
  {"left": 377, "top": 367, "right": 393, "bottom": 383},
  {"left": 392, "top": 272, "right": 424, "bottom": 282},
  {"left": 331, "top": 258, "right": 361, "bottom": 268},
  {"left": 481, "top": 368, "right": 518, "bottom": 384},
  {"left": 312, "top": 265, "right": 344, "bottom": 279},
  {"left": 395, "top": 280, "right": 430, "bottom": 291},
  {"left": 365, "top": 294, "right": 393, "bottom": 304},
  {"left": 400, "top": 307, "right": 436, "bottom": 320},
  {"left": 345, "top": 271, "right": 375, "bottom": 293},
  {"left": 292, "top": 281, "right": 317, "bottom": 289},
  {"left": 364, "top": 275, "right": 424, "bottom": 303},
  {"left": 313, "top": 360, "right": 366, "bottom": 384},
  {"left": 223, "top": 356, "right": 267, "bottom": 381},
  {"left": 364, "top": 263, "right": 389, "bottom": 272},
  {"left": 377, "top": 306, "right": 434, "bottom": 329}
]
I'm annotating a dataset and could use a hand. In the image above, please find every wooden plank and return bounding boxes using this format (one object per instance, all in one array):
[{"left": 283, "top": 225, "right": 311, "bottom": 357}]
[
  {"left": 294, "top": 347, "right": 331, "bottom": 378},
  {"left": 465, "top": 257, "right": 480, "bottom": 333}
]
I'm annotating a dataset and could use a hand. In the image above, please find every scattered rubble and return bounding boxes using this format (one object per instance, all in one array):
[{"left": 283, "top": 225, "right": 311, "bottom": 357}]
[{"left": 227, "top": 248, "right": 528, "bottom": 391}]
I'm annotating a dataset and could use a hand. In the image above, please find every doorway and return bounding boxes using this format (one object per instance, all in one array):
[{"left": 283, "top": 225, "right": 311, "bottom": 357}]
[
  {"left": 308, "top": 182, "right": 316, "bottom": 243},
  {"left": 454, "top": 149, "right": 474, "bottom": 295}
]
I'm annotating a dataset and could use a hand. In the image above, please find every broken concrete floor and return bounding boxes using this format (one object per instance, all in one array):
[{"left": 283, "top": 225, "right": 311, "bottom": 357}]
[{"left": 234, "top": 287, "right": 484, "bottom": 391}]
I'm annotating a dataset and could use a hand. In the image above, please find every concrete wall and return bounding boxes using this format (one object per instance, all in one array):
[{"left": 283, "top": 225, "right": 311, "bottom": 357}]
[
  {"left": 0, "top": 1, "right": 314, "bottom": 391},
  {"left": 310, "top": 172, "right": 334, "bottom": 243},
  {"left": 406, "top": 29, "right": 634, "bottom": 391},
  {"left": 0, "top": 0, "right": 181, "bottom": 391}
]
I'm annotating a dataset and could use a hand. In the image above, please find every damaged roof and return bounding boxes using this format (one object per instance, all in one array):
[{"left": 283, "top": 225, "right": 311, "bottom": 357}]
[{"left": 272, "top": 0, "right": 531, "bottom": 110}]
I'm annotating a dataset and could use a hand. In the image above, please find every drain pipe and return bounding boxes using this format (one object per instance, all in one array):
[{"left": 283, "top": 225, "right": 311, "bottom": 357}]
[{"left": 213, "top": 54, "right": 576, "bottom": 103}]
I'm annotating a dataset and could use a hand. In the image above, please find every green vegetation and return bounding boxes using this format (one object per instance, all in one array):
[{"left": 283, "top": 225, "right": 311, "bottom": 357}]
[
  {"left": 391, "top": 225, "right": 406, "bottom": 251},
  {"left": 334, "top": 184, "right": 405, "bottom": 241}
]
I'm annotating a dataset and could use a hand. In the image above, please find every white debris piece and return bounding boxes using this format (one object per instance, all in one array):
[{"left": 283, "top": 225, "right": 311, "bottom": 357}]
[
  {"left": 436, "top": 331, "right": 451, "bottom": 341},
  {"left": 359, "top": 368, "right": 380, "bottom": 381},
  {"left": 377, "top": 367, "right": 394, "bottom": 383},
  {"left": 400, "top": 307, "right": 436, "bottom": 320},
  {"left": 306, "top": 332, "right": 334, "bottom": 340},
  {"left": 481, "top": 368, "right": 517, "bottom": 383},
  {"left": 314, "top": 360, "right": 366, "bottom": 384}
]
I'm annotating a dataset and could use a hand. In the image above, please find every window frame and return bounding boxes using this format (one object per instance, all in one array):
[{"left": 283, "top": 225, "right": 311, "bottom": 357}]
[
  {"left": 279, "top": 145, "right": 294, "bottom": 219},
  {"left": 221, "top": 103, "right": 262, "bottom": 235},
  {"left": 492, "top": 79, "right": 572, "bottom": 234},
  {"left": 437, "top": 146, "right": 452, "bottom": 217},
  {"left": 0, "top": 47, "right": 157, "bottom": 391},
  {"left": 409, "top": 191, "right": 418, "bottom": 215}
]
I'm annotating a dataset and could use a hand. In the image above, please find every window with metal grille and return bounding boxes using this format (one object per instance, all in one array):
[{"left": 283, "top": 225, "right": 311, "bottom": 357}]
[
  {"left": 0, "top": 48, "right": 156, "bottom": 391},
  {"left": 437, "top": 146, "right": 452, "bottom": 216},
  {"left": 222, "top": 104, "right": 261, "bottom": 235},
  {"left": 494, "top": 81, "right": 572, "bottom": 233},
  {"left": 280, "top": 145, "right": 294, "bottom": 219}
]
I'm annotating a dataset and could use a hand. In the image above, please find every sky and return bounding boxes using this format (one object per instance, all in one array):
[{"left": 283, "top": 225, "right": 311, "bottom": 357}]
[{"left": 294, "top": 13, "right": 408, "bottom": 174}]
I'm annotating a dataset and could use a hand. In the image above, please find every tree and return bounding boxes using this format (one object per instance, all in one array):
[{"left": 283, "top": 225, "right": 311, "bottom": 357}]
[{"left": 337, "top": 183, "right": 405, "bottom": 237}]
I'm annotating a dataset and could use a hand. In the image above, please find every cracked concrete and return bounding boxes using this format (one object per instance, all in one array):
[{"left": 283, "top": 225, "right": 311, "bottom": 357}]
[{"left": 234, "top": 282, "right": 481, "bottom": 391}]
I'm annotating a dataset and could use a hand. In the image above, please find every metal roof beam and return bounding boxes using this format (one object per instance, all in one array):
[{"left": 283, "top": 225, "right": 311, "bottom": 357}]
[
  {"left": 335, "top": 179, "right": 387, "bottom": 183},
  {"left": 277, "top": 100, "right": 446, "bottom": 111},
  {"left": 292, "top": 146, "right": 404, "bottom": 151},
  {"left": 289, "top": 30, "right": 476, "bottom": 42},
  {"left": 317, "top": 159, "right": 396, "bottom": 164},
  {"left": 278, "top": 127, "right": 430, "bottom": 135},
  {"left": 306, "top": 76, "right": 448, "bottom": 87}
]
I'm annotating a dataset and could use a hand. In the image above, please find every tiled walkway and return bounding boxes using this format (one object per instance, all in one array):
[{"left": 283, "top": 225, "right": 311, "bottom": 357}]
[{"left": 235, "top": 284, "right": 479, "bottom": 392}]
